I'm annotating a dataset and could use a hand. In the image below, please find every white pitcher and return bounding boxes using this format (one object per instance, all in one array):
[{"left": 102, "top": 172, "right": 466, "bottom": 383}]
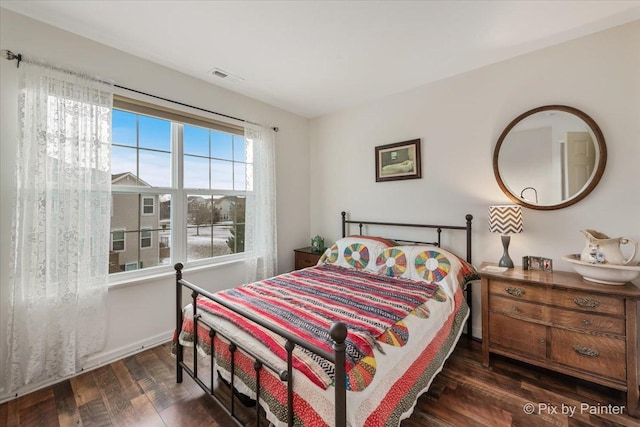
[{"left": 580, "top": 230, "right": 637, "bottom": 265}]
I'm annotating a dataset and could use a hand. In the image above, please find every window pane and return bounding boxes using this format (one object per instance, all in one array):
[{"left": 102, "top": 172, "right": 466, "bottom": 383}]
[
  {"left": 141, "top": 229, "right": 152, "bottom": 248},
  {"left": 187, "top": 224, "right": 233, "bottom": 261},
  {"left": 234, "top": 162, "right": 247, "bottom": 191},
  {"left": 139, "top": 149, "right": 171, "bottom": 187},
  {"left": 211, "top": 131, "right": 233, "bottom": 160},
  {"left": 186, "top": 195, "right": 239, "bottom": 261},
  {"left": 230, "top": 196, "right": 246, "bottom": 222},
  {"left": 184, "top": 155, "right": 210, "bottom": 189},
  {"left": 233, "top": 136, "right": 245, "bottom": 162},
  {"left": 159, "top": 195, "right": 171, "bottom": 266},
  {"left": 142, "top": 197, "right": 154, "bottom": 214},
  {"left": 187, "top": 194, "right": 213, "bottom": 261},
  {"left": 111, "top": 146, "right": 139, "bottom": 185},
  {"left": 125, "top": 262, "right": 139, "bottom": 271},
  {"left": 211, "top": 159, "right": 233, "bottom": 190},
  {"left": 110, "top": 193, "right": 171, "bottom": 274},
  {"left": 111, "top": 230, "right": 125, "bottom": 252},
  {"left": 139, "top": 115, "right": 171, "bottom": 151},
  {"left": 184, "top": 125, "right": 209, "bottom": 156},
  {"left": 245, "top": 163, "right": 254, "bottom": 192},
  {"left": 227, "top": 224, "right": 245, "bottom": 254},
  {"left": 226, "top": 196, "right": 245, "bottom": 253},
  {"left": 112, "top": 110, "right": 137, "bottom": 147}
]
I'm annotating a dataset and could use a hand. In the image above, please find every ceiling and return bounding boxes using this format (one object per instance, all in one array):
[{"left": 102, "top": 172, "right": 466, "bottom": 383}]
[{"left": 2, "top": 1, "right": 640, "bottom": 118}]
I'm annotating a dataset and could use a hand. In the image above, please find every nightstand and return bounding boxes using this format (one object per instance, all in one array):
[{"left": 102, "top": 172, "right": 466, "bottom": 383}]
[
  {"left": 294, "top": 247, "right": 323, "bottom": 270},
  {"left": 479, "top": 262, "right": 640, "bottom": 417}
]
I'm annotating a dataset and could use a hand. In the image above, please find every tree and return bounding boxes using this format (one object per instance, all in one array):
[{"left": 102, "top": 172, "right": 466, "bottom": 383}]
[
  {"left": 226, "top": 197, "right": 246, "bottom": 253},
  {"left": 193, "top": 203, "right": 212, "bottom": 236},
  {"left": 188, "top": 197, "right": 217, "bottom": 236}
]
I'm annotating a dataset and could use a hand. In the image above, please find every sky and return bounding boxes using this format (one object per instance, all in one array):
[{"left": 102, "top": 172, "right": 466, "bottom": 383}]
[{"left": 111, "top": 109, "right": 248, "bottom": 190}]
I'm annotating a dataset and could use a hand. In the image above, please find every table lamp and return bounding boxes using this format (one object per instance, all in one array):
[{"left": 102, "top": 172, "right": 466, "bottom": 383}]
[{"left": 488, "top": 205, "right": 523, "bottom": 268}]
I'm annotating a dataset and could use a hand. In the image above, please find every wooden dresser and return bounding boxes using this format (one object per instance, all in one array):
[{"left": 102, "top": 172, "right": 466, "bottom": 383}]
[
  {"left": 293, "top": 247, "right": 323, "bottom": 270},
  {"left": 480, "top": 262, "right": 640, "bottom": 416}
]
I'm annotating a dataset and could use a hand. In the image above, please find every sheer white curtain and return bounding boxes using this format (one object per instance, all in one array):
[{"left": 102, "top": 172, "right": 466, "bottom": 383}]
[
  {"left": 244, "top": 125, "right": 277, "bottom": 283},
  {"left": 5, "top": 60, "right": 113, "bottom": 393}
]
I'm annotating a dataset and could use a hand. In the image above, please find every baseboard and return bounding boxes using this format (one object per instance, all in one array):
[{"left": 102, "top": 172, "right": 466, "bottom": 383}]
[
  {"left": 0, "top": 329, "right": 174, "bottom": 404},
  {"left": 84, "top": 330, "right": 174, "bottom": 368}
]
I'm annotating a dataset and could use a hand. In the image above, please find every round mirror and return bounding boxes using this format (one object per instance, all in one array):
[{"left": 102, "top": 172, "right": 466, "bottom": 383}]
[{"left": 493, "top": 105, "right": 607, "bottom": 210}]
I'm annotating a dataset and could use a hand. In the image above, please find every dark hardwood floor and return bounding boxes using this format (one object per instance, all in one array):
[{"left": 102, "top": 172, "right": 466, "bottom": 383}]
[{"left": 1, "top": 339, "right": 637, "bottom": 426}]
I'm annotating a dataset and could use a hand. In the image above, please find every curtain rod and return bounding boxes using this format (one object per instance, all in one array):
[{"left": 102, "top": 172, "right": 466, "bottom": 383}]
[{"left": 1, "top": 49, "right": 279, "bottom": 132}]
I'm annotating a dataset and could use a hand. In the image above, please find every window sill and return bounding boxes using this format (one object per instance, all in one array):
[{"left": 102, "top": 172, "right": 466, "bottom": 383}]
[{"left": 108, "top": 256, "right": 245, "bottom": 291}]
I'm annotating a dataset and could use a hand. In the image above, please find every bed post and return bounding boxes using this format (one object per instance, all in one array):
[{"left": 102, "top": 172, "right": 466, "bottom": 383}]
[
  {"left": 465, "top": 214, "right": 473, "bottom": 339},
  {"left": 330, "top": 322, "right": 348, "bottom": 427},
  {"left": 175, "top": 263, "right": 184, "bottom": 383},
  {"left": 341, "top": 211, "right": 347, "bottom": 237},
  {"left": 465, "top": 214, "right": 473, "bottom": 264}
]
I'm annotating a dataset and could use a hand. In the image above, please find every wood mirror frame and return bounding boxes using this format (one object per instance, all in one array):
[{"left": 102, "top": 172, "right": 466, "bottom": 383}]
[{"left": 493, "top": 105, "right": 607, "bottom": 210}]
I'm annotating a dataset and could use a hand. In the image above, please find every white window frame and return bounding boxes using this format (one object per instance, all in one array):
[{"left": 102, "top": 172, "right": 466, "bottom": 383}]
[
  {"left": 111, "top": 229, "right": 126, "bottom": 252},
  {"left": 109, "top": 97, "right": 250, "bottom": 285},
  {"left": 140, "top": 227, "right": 152, "bottom": 249},
  {"left": 124, "top": 262, "right": 139, "bottom": 271},
  {"left": 142, "top": 197, "right": 155, "bottom": 216}
]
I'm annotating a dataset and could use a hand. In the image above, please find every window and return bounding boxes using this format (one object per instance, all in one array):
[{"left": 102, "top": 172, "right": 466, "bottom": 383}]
[
  {"left": 110, "top": 97, "right": 250, "bottom": 276},
  {"left": 140, "top": 228, "right": 152, "bottom": 248},
  {"left": 124, "top": 262, "right": 139, "bottom": 271},
  {"left": 111, "top": 230, "right": 125, "bottom": 252},
  {"left": 142, "top": 197, "right": 155, "bottom": 215}
]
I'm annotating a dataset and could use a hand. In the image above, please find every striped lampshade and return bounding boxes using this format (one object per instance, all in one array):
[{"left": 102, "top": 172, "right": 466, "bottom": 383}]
[{"left": 488, "top": 205, "right": 523, "bottom": 234}]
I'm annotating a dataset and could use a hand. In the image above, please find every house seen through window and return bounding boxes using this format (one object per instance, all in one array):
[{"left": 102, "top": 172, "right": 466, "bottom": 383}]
[{"left": 110, "top": 99, "right": 249, "bottom": 275}]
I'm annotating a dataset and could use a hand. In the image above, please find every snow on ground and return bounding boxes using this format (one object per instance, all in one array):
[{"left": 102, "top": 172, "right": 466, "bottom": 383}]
[
  {"left": 157, "top": 223, "right": 234, "bottom": 264},
  {"left": 186, "top": 224, "right": 233, "bottom": 261}
]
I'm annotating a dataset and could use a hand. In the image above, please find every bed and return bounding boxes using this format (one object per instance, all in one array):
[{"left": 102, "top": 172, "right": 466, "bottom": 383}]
[{"left": 174, "top": 212, "right": 476, "bottom": 426}]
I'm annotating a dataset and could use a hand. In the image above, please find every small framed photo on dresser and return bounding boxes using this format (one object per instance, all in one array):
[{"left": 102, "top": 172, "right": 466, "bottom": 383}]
[{"left": 523, "top": 256, "right": 553, "bottom": 272}]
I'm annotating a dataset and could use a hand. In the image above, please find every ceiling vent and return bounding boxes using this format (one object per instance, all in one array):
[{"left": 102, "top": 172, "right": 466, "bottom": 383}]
[
  {"left": 212, "top": 69, "right": 228, "bottom": 78},
  {"left": 209, "top": 68, "right": 245, "bottom": 83}
]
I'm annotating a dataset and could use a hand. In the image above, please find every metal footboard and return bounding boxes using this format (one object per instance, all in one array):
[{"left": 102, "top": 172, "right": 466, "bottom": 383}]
[{"left": 175, "top": 263, "right": 348, "bottom": 427}]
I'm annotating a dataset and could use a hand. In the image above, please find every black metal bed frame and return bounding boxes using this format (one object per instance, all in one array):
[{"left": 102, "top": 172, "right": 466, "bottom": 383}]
[{"left": 175, "top": 211, "right": 473, "bottom": 427}]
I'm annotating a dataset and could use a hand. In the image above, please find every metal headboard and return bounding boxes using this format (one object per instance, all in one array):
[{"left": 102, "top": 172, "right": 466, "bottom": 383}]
[
  {"left": 341, "top": 211, "right": 473, "bottom": 263},
  {"left": 341, "top": 211, "right": 475, "bottom": 339}
]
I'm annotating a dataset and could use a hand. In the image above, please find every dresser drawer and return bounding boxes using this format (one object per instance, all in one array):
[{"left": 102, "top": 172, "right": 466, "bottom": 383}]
[
  {"left": 550, "top": 290, "right": 624, "bottom": 316},
  {"left": 550, "top": 307, "right": 624, "bottom": 336},
  {"left": 490, "top": 294, "right": 550, "bottom": 323},
  {"left": 295, "top": 251, "right": 321, "bottom": 269},
  {"left": 550, "top": 328, "right": 626, "bottom": 381},
  {"left": 489, "top": 313, "right": 547, "bottom": 359},
  {"left": 489, "top": 280, "right": 549, "bottom": 304}
]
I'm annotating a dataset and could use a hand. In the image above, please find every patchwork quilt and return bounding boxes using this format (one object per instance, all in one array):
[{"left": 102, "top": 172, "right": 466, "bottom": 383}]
[{"left": 177, "top": 260, "right": 471, "bottom": 426}]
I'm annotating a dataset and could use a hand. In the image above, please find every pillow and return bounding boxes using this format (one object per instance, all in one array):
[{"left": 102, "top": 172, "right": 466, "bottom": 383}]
[
  {"left": 318, "top": 236, "right": 395, "bottom": 271},
  {"left": 373, "top": 245, "right": 478, "bottom": 297}
]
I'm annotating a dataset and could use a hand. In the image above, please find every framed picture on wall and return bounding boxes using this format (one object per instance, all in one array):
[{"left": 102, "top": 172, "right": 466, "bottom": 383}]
[{"left": 375, "top": 139, "right": 422, "bottom": 182}]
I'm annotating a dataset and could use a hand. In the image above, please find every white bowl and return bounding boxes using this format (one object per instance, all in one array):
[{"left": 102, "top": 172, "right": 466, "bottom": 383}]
[{"left": 562, "top": 254, "right": 640, "bottom": 285}]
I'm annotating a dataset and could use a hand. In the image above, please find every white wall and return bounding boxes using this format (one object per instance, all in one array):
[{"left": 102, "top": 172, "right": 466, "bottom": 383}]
[
  {"left": 0, "top": 9, "right": 310, "bottom": 400},
  {"left": 309, "top": 20, "right": 640, "bottom": 338}
]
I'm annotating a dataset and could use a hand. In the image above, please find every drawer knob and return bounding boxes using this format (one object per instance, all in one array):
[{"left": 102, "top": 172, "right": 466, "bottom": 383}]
[
  {"left": 505, "top": 287, "right": 525, "bottom": 297},
  {"left": 582, "top": 319, "right": 591, "bottom": 326},
  {"left": 512, "top": 306, "right": 521, "bottom": 313},
  {"left": 573, "top": 345, "right": 599, "bottom": 358},
  {"left": 539, "top": 338, "right": 545, "bottom": 344},
  {"left": 574, "top": 298, "right": 600, "bottom": 309}
]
